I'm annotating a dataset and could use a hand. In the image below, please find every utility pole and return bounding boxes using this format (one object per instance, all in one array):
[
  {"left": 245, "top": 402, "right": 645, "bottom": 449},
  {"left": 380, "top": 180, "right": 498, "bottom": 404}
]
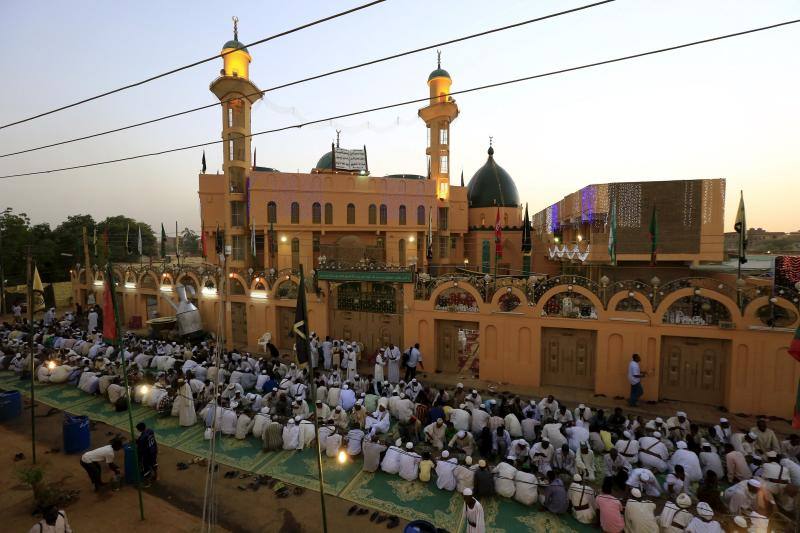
[
  {"left": 82, "top": 226, "right": 92, "bottom": 309},
  {"left": 26, "top": 246, "right": 36, "bottom": 464},
  {"left": 0, "top": 226, "right": 5, "bottom": 315}
]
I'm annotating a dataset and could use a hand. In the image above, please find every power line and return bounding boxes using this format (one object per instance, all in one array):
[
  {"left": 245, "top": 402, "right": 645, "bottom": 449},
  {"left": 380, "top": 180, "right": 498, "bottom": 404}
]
[
  {"left": 1, "top": 18, "right": 797, "bottom": 180},
  {"left": 0, "top": 0, "right": 387, "bottom": 131},
  {"left": 0, "top": 0, "right": 616, "bottom": 159}
]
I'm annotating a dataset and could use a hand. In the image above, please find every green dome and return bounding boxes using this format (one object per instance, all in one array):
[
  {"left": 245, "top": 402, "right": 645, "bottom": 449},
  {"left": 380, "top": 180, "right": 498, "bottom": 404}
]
[
  {"left": 315, "top": 151, "right": 333, "bottom": 170},
  {"left": 467, "top": 146, "right": 520, "bottom": 208},
  {"left": 222, "top": 39, "right": 249, "bottom": 53},
  {"left": 428, "top": 68, "right": 451, "bottom": 82}
]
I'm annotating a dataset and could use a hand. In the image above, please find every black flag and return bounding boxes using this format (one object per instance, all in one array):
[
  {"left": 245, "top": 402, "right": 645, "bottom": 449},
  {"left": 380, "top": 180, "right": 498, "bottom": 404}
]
[
  {"left": 215, "top": 223, "right": 224, "bottom": 255},
  {"left": 202, "top": 150, "right": 207, "bottom": 173},
  {"left": 521, "top": 203, "right": 532, "bottom": 253},
  {"left": 293, "top": 265, "right": 310, "bottom": 364}
]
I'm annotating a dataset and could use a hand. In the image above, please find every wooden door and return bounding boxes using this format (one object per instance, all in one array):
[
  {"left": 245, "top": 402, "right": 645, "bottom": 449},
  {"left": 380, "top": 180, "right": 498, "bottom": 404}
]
[
  {"left": 660, "top": 336, "right": 727, "bottom": 405},
  {"left": 436, "top": 320, "right": 479, "bottom": 374},
  {"left": 277, "top": 307, "right": 296, "bottom": 352},
  {"left": 541, "top": 328, "right": 596, "bottom": 390},
  {"left": 230, "top": 302, "right": 248, "bottom": 348}
]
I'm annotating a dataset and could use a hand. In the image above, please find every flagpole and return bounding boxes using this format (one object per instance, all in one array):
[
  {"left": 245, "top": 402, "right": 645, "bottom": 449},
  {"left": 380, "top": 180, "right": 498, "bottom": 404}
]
[
  {"left": 299, "top": 264, "right": 328, "bottom": 533},
  {"left": 26, "top": 246, "right": 37, "bottom": 464},
  {"left": 106, "top": 260, "right": 145, "bottom": 520}
]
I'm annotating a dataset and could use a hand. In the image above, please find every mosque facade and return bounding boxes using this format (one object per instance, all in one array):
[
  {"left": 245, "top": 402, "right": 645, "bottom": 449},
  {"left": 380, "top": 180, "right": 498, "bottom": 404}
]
[{"left": 70, "top": 27, "right": 800, "bottom": 421}]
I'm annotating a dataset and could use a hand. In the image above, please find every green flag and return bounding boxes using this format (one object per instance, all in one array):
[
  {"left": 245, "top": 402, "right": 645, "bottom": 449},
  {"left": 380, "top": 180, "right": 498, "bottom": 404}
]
[
  {"left": 160, "top": 223, "right": 167, "bottom": 258},
  {"left": 293, "top": 265, "right": 310, "bottom": 364},
  {"left": 649, "top": 205, "right": 658, "bottom": 266},
  {"left": 608, "top": 198, "right": 617, "bottom": 266},
  {"left": 734, "top": 191, "right": 747, "bottom": 265}
]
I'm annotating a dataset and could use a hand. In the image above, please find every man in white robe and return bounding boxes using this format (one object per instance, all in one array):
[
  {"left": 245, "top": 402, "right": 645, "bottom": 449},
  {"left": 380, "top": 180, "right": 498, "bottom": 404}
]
[
  {"left": 638, "top": 431, "right": 669, "bottom": 472},
  {"left": 235, "top": 411, "right": 254, "bottom": 439},
  {"left": 685, "top": 502, "right": 723, "bottom": 533},
  {"left": 398, "top": 442, "right": 421, "bottom": 481},
  {"left": 380, "top": 439, "right": 403, "bottom": 475},
  {"left": 627, "top": 467, "right": 662, "bottom": 497},
  {"left": 365, "top": 405, "right": 390, "bottom": 437},
  {"left": 386, "top": 344, "right": 401, "bottom": 384},
  {"left": 449, "top": 430, "right": 476, "bottom": 457},
  {"left": 298, "top": 418, "right": 316, "bottom": 450},
  {"left": 450, "top": 404, "right": 471, "bottom": 432},
  {"left": 220, "top": 407, "right": 237, "bottom": 435},
  {"left": 423, "top": 418, "right": 447, "bottom": 450},
  {"left": 615, "top": 430, "right": 639, "bottom": 465},
  {"left": 107, "top": 383, "right": 127, "bottom": 405},
  {"left": 462, "top": 489, "right": 485, "bottom": 533},
  {"left": 282, "top": 419, "right": 300, "bottom": 450},
  {"left": 568, "top": 474, "right": 596, "bottom": 524},
  {"left": 624, "top": 488, "right": 658, "bottom": 533},
  {"left": 346, "top": 426, "right": 365, "bottom": 456},
  {"left": 373, "top": 349, "right": 386, "bottom": 384},
  {"left": 252, "top": 409, "right": 271, "bottom": 438},
  {"left": 173, "top": 379, "right": 196, "bottom": 426},
  {"left": 659, "top": 493, "right": 694, "bottom": 533},
  {"left": 435, "top": 450, "right": 458, "bottom": 491},
  {"left": 576, "top": 442, "right": 596, "bottom": 481},
  {"left": 670, "top": 440, "right": 703, "bottom": 483}
]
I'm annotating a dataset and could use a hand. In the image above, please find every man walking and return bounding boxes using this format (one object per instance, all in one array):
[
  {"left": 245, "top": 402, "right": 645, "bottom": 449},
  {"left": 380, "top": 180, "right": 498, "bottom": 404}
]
[
  {"left": 628, "top": 353, "right": 646, "bottom": 407},
  {"left": 135, "top": 422, "right": 158, "bottom": 483},
  {"left": 404, "top": 343, "right": 422, "bottom": 382}
]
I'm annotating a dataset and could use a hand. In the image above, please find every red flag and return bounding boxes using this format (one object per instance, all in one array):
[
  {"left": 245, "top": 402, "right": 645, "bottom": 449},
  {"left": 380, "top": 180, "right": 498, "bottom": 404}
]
[
  {"left": 790, "top": 325, "right": 800, "bottom": 363},
  {"left": 494, "top": 208, "right": 503, "bottom": 259},
  {"left": 103, "top": 272, "right": 117, "bottom": 341}
]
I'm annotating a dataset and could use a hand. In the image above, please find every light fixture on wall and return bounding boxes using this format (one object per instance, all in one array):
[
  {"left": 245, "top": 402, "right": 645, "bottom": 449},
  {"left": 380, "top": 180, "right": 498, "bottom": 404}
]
[{"left": 280, "top": 235, "right": 288, "bottom": 243}]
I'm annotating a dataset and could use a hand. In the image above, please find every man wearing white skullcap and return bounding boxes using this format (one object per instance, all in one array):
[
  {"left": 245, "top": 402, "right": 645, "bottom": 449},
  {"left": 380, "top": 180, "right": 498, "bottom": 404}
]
[
  {"left": 723, "top": 478, "right": 775, "bottom": 515},
  {"left": 380, "top": 439, "right": 404, "bottom": 475},
  {"left": 659, "top": 493, "right": 694, "bottom": 533},
  {"left": 462, "top": 487, "right": 485, "bottom": 533},
  {"left": 626, "top": 467, "right": 662, "bottom": 497},
  {"left": 684, "top": 502, "right": 722, "bottom": 533},
  {"left": 615, "top": 430, "right": 639, "bottom": 465},
  {"left": 712, "top": 417, "right": 732, "bottom": 446},
  {"left": 398, "top": 442, "right": 421, "bottom": 481},
  {"left": 637, "top": 431, "right": 669, "bottom": 472},
  {"left": 423, "top": 418, "right": 447, "bottom": 450},
  {"left": 624, "top": 487, "right": 658, "bottom": 533},
  {"left": 435, "top": 450, "right": 458, "bottom": 491},
  {"left": 568, "top": 473, "right": 596, "bottom": 524},
  {"left": 453, "top": 456, "right": 475, "bottom": 494},
  {"left": 666, "top": 411, "right": 691, "bottom": 441},
  {"left": 449, "top": 429, "right": 476, "bottom": 457},
  {"left": 670, "top": 440, "right": 703, "bottom": 483}
]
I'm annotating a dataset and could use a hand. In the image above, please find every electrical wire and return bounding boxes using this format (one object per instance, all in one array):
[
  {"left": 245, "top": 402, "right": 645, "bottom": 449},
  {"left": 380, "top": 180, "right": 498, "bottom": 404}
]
[
  {"left": 0, "top": 0, "right": 387, "bottom": 131},
  {"left": 1, "top": 18, "right": 797, "bottom": 180},
  {"left": 0, "top": 0, "right": 616, "bottom": 158}
]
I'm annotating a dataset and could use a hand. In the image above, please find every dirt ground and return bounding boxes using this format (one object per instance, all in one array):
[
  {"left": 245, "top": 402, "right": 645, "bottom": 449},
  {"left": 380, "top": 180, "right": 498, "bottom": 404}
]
[{"left": 1, "top": 399, "right": 408, "bottom": 533}]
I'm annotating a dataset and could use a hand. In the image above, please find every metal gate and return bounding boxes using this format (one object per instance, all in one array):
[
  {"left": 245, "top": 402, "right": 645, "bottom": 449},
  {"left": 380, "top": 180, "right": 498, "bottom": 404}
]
[
  {"left": 541, "top": 328, "right": 596, "bottom": 390},
  {"left": 660, "top": 336, "right": 727, "bottom": 405}
]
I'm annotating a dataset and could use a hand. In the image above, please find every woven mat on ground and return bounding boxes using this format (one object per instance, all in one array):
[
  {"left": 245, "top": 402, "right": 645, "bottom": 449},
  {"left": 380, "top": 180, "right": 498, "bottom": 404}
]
[{"left": 1, "top": 371, "right": 595, "bottom": 532}]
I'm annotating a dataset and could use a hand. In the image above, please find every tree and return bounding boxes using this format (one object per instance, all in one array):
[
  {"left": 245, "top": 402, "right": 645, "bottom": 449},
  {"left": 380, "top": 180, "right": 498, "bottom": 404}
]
[
  {"left": 95, "top": 216, "right": 157, "bottom": 263},
  {"left": 0, "top": 208, "right": 32, "bottom": 285},
  {"left": 52, "top": 214, "right": 95, "bottom": 275},
  {"left": 180, "top": 227, "right": 200, "bottom": 255}
]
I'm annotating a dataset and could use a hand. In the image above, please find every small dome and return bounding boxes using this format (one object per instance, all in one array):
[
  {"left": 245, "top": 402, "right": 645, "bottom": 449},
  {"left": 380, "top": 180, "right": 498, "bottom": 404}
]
[
  {"left": 428, "top": 68, "right": 451, "bottom": 82},
  {"left": 222, "top": 39, "right": 249, "bottom": 53},
  {"left": 315, "top": 151, "right": 333, "bottom": 170},
  {"left": 467, "top": 146, "right": 520, "bottom": 208}
]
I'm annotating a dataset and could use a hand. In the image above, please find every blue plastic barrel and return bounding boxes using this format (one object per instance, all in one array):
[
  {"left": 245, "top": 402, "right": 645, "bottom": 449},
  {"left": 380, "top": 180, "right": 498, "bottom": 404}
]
[
  {"left": 63, "top": 413, "right": 90, "bottom": 454},
  {"left": 0, "top": 390, "right": 22, "bottom": 421},
  {"left": 123, "top": 443, "right": 141, "bottom": 485},
  {"left": 404, "top": 520, "right": 437, "bottom": 533}
]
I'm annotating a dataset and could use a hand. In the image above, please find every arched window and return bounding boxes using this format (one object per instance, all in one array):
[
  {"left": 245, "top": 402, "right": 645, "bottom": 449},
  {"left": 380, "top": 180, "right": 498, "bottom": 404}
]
[
  {"left": 368, "top": 204, "right": 377, "bottom": 225},
  {"left": 291, "top": 238, "right": 300, "bottom": 270},
  {"left": 379, "top": 204, "right": 387, "bottom": 225},
  {"left": 291, "top": 202, "right": 300, "bottom": 224},
  {"left": 324, "top": 203, "right": 333, "bottom": 224},
  {"left": 267, "top": 201, "right": 277, "bottom": 223},
  {"left": 417, "top": 205, "right": 425, "bottom": 225},
  {"left": 312, "top": 202, "right": 321, "bottom": 224},
  {"left": 347, "top": 203, "right": 356, "bottom": 224},
  {"left": 399, "top": 205, "right": 406, "bottom": 225}
]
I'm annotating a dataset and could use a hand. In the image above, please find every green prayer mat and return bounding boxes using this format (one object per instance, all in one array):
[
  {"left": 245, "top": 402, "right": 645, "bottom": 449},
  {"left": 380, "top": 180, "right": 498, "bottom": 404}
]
[{"left": 0, "top": 371, "right": 607, "bottom": 532}]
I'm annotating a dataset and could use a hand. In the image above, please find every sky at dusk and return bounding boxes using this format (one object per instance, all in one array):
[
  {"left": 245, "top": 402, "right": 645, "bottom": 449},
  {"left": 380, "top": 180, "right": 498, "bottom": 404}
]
[{"left": 0, "top": 0, "right": 798, "bottom": 232}]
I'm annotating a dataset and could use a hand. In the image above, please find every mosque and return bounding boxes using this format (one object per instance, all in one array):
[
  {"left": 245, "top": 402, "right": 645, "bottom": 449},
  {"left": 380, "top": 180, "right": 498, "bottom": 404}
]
[{"left": 71, "top": 24, "right": 800, "bottom": 422}]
